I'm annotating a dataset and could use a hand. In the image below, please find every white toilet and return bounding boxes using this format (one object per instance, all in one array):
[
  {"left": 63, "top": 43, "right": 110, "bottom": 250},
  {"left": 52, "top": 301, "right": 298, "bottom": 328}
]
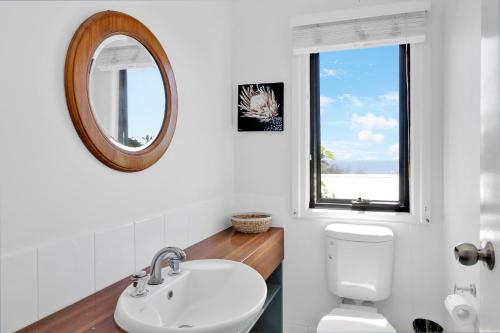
[{"left": 317, "top": 224, "right": 397, "bottom": 333}]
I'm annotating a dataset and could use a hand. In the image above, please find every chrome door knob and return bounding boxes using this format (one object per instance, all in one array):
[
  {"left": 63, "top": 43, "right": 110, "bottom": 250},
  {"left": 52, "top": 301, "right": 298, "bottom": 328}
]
[{"left": 454, "top": 241, "right": 495, "bottom": 270}]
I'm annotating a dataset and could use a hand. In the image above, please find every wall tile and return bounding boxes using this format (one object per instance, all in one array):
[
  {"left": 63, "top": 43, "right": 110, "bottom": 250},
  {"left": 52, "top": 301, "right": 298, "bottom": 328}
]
[
  {"left": 188, "top": 198, "right": 229, "bottom": 246},
  {"left": 95, "top": 224, "right": 134, "bottom": 291},
  {"left": 135, "top": 215, "right": 165, "bottom": 271},
  {"left": 165, "top": 208, "right": 189, "bottom": 249},
  {"left": 0, "top": 249, "right": 38, "bottom": 333},
  {"left": 38, "top": 234, "right": 94, "bottom": 319},
  {"left": 187, "top": 201, "right": 212, "bottom": 245}
]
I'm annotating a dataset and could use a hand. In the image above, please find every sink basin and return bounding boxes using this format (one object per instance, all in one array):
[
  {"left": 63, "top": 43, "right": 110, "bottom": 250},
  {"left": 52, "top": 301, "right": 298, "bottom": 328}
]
[{"left": 114, "top": 259, "right": 267, "bottom": 333}]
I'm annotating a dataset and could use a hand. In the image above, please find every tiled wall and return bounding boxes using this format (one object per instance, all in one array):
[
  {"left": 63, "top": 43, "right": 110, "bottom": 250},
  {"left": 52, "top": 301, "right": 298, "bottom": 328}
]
[{"left": 0, "top": 197, "right": 231, "bottom": 333}]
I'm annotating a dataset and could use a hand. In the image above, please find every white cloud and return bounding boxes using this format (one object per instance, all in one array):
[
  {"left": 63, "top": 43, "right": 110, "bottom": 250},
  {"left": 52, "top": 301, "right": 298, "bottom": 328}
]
[
  {"left": 351, "top": 112, "right": 397, "bottom": 130},
  {"left": 339, "top": 94, "right": 364, "bottom": 108},
  {"left": 380, "top": 91, "right": 399, "bottom": 102},
  {"left": 320, "top": 95, "right": 336, "bottom": 107},
  {"left": 388, "top": 144, "right": 399, "bottom": 159},
  {"left": 320, "top": 68, "right": 342, "bottom": 78},
  {"left": 358, "top": 130, "right": 384, "bottom": 143}
]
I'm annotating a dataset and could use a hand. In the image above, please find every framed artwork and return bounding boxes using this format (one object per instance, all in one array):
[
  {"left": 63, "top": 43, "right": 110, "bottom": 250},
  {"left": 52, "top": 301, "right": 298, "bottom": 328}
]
[{"left": 237, "top": 82, "right": 284, "bottom": 131}]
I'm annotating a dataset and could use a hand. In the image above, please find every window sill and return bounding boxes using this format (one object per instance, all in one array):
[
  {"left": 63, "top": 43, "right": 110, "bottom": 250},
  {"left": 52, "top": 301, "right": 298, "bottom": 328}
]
[{"left": 295, "top": 207, "right": 426, "bottom": 224}]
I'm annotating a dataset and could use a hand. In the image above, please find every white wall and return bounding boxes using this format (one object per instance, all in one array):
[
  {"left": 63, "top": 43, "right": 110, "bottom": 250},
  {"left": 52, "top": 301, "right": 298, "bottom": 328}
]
[
  {"left": 442, "top": 0, "right": 482, "bottom": 331},
  {"left": 231, "top": 0, "right": 446, "bottom": 331},
  {"left": 0, "top": 1, "right": 233, "bottom": 332}
]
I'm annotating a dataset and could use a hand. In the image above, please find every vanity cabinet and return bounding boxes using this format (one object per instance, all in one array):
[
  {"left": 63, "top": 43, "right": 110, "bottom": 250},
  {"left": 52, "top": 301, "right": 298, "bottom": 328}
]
[{"left": 246, "top": 264, "right": 283, "bottom": 333}]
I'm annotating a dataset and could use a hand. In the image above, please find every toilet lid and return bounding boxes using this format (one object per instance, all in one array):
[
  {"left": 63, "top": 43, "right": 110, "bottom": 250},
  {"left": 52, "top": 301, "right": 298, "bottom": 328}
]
[
  {"left": 325, "top": 224, "right": 393, "bottom": 243},
  {"left": 317, "top": 308, "right": 396, "bottom": 333}
]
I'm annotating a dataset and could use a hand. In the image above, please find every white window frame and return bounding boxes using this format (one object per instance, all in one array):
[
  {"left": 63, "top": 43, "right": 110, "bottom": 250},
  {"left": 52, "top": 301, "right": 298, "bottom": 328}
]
[{"left": 291, "top": 44, "right": 432, "bottom": 224}]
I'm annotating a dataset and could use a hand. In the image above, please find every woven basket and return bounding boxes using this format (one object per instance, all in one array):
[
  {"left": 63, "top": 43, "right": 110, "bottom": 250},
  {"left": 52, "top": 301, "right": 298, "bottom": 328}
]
[{"left": 231, "top": 213, "right": 272, "bottom": 234}]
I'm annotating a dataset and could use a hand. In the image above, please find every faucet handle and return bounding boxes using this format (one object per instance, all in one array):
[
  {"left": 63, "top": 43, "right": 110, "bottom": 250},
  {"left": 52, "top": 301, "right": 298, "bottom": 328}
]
[
  {"left": 178, "top": 249, "right": 187, "bottom": 260},
  {"left": 174, "top": 249, "right": 187, "bottom": 262},
  {"left": 168, "top": 249, "right": 186, "bottom": 276},
  {"left": 130, "top": 271, "right": 149, "bottom": 297},
  {"left": 132, "top": 270, "right": 148, "bottom": 279},
  {"left": 168, "top": 257, "right": 182, "bottom": 276}
]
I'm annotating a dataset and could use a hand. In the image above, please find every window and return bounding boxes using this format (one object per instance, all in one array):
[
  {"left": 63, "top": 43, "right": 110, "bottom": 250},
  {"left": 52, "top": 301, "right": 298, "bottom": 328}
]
[{"left": 309, "top": 45, "right": 410, "bottom": 212}]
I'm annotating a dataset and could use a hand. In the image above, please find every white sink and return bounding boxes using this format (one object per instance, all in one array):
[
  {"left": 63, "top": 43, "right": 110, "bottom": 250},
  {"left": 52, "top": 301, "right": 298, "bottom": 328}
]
[{"left": 114, "top": 259, "right": 267, "bottom": 333}]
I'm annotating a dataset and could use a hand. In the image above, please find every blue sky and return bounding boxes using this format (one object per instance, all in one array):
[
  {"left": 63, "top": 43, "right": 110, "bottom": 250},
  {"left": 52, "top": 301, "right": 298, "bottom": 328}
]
[
  {"left": 127, "top": 67, "right": 165, "bottom": 143},
  {"left": 319, "top": 45, "right": 400, "bottom": 162}
]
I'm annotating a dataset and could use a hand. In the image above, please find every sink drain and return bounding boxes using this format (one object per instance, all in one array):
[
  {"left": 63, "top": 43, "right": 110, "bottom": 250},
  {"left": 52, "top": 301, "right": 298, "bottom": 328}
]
[{"left": 178, "top": 324, "right": 193, "bottom": 328}]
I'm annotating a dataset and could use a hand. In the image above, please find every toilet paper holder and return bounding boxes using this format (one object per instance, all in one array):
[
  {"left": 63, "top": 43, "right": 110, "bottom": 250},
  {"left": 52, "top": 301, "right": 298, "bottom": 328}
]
[{"left": 454, "top": 283, "right": 476, "bottom": 297}]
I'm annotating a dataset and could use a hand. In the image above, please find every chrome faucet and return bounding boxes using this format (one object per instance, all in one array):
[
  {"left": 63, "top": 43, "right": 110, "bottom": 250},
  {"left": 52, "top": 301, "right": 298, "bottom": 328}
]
[{"left": 148, "top": 246, "right": 186, "bottom": 285}]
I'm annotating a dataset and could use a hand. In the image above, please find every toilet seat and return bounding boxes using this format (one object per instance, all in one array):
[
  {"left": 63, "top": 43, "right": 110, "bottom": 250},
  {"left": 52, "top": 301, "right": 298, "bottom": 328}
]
[{"left": 317, "top": 308, "right": 396, "bottom": 333}]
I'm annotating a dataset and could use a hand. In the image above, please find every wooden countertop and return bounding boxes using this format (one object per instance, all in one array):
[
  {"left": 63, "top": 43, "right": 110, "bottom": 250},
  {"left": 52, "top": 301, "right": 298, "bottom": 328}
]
[{"left": 18, "top": 227, "right": 284, "bottom": 333}]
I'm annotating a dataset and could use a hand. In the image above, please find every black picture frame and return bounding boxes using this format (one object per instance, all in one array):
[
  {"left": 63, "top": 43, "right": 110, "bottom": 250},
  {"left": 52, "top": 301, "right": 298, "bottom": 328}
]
[{"left": 237, "top": 82, "right": 284, "bottom": 132}]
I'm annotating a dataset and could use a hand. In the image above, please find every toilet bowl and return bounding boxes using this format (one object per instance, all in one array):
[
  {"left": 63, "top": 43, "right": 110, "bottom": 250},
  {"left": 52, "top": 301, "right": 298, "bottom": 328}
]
[
  {"left": 317, "top": 305, "right": 396, "bottom": 333},
  {"left": 317, "top": 224, "right": 396, "bottom": 333}
]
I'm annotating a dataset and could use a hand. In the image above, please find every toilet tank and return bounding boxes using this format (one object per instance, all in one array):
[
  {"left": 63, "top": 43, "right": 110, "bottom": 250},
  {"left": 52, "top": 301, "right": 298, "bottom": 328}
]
[{"left": 325, "top": 224, "right": 394, "bottom": 301}]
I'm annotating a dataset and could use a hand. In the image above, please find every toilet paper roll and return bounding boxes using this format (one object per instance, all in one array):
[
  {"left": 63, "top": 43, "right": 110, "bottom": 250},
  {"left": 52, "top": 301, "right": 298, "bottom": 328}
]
[{"left": 445, "top": 294, "right": 477, "bottom": 325}]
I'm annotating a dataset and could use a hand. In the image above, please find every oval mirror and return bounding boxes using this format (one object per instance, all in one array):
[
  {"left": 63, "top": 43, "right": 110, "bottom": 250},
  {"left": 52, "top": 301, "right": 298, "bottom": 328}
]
[
  {"left": 65, "top": 11, "right": 177, "bottom": 172},
  {"left": 89, "top": 35, "right": 166, "bottom": 151}
]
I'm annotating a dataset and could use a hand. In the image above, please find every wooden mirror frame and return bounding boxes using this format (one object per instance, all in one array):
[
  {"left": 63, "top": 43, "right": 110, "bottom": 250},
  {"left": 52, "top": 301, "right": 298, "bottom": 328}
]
[{"left": 65, "top": 11, "right": 177, "bottom": 172}]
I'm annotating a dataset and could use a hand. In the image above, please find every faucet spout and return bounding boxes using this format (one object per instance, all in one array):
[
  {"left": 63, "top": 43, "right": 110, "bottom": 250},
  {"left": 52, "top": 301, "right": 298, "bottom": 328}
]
[{"left": 148, "top": 246, "right": 186, "bottom": 285}]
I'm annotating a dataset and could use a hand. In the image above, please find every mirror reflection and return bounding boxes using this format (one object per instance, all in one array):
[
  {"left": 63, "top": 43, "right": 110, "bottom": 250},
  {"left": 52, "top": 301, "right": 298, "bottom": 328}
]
[{"left": 89, "top": 35, "right": 166, "bottom": 151}]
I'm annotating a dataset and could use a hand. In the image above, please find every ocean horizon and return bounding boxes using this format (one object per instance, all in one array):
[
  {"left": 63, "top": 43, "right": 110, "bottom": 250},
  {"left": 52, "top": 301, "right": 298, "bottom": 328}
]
[{"left": 325, "top": 159, "right": 399, "bottom": 174}]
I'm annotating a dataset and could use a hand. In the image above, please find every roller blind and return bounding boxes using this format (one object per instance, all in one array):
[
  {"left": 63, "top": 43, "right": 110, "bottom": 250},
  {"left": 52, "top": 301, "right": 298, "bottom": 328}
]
[{"left": 292, "top": 6, "right": 428, "bottom": 54}]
